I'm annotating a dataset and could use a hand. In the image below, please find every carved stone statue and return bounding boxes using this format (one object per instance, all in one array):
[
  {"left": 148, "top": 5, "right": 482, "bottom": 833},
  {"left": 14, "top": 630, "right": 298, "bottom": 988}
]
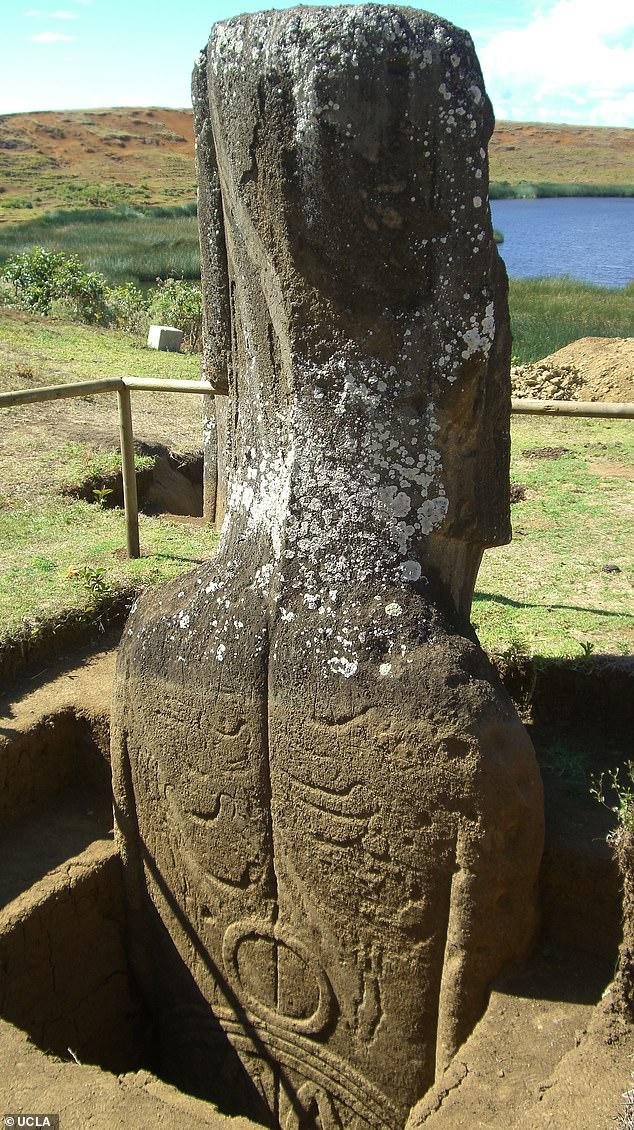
[{"left": 112, "top": 8, "right": 544, "bottom": 1128}]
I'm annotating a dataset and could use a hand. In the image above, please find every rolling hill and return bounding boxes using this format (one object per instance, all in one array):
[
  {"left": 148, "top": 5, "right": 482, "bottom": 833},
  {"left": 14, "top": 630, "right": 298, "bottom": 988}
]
[{"left": 1, "top": 108, "right": 633, "bottom": 223}]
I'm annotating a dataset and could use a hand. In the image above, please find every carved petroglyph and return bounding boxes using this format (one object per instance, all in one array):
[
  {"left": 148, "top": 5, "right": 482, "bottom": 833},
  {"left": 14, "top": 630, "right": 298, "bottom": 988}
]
[
  {"left": 222, "top": 920, "right": 334, "bottom": 1036},
  {"left": 112, "top": 7, "right": 544, "bottom": 1128},
  {"left": 280, "top": 1084, "right": 343, "bottom": 1130}
]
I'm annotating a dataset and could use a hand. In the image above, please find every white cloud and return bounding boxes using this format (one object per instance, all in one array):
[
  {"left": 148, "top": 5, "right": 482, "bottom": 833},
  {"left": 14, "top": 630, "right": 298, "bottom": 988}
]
[
  {"left": 26, "top": 7, "right": 79, "bottom": 15},
  {"left": 30, "top": 31, "right": 76, "bottom": 41},
  {"left": 479, "top": 0, "right": 634, "bottom": 126}
]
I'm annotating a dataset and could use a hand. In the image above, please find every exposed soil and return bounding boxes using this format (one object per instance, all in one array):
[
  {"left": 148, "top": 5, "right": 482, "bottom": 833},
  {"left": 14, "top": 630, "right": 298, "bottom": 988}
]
[
  {"left": 512, "top": 337, "right": 634, "bottom": 403},
  {"left": 408, "top": 950, "right": 632, "bottom": 1130},
  {"left": 0, "top": 384, "right": 203, "bottom": 468},
  {"left": 64, "top": 444, "right": 203, "bottom": 516},
  {"left": 1, "top": 637, "right": 632, "bottom": 1129},
  {"left": 0, "top": 1015, "right": 261, "bottom": 1130},
  {"left": 521, "top": 446, "right": 570, "bottom": 459},
  {"left": 0, "top": 590, "right": 134, "bottom": 687}
]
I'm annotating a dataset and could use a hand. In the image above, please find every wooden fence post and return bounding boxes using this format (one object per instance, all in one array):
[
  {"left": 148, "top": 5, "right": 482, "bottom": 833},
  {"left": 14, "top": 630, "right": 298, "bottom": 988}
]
[{"left": 117, "top": 383, "right": 140, "bottom": 559}]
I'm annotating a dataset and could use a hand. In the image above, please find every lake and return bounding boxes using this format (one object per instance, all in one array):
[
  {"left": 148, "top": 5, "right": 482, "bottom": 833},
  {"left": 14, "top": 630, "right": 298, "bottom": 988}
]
[{"left": 490, "top": 197, "right": 634, "bottom": 289}]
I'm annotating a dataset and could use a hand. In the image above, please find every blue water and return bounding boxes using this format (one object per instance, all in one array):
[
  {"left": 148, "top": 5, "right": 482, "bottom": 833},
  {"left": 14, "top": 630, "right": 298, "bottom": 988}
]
[{"left": 490, "top": 197, "right": 634, "bottom": 289}]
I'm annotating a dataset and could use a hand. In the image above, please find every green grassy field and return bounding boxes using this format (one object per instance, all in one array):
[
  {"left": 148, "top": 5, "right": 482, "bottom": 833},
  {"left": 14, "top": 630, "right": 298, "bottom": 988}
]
[
  {"left": 0, "top": 310, "right": 631, "bottom": 665},
  {"left": 0, "top": 309, "right": 213, "bottom": 660},
  {"left": 509, "top": 277, "right": 634, "bottom": 363},
  {"left": 491, "top": 182, "right": 634, "bottom": 199},
  {"left": 475, "top": 414, "right": 634, "bottom": 657},
  {"left": 0, "top": 204, "right": 200, "bottom": 284},
  {"left": 0, "top": 306, "right": 201, "bottom": 385}
]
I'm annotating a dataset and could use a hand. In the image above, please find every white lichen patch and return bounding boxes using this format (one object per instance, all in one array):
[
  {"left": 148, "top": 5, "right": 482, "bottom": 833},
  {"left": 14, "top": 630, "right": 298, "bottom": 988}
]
[
  {"left": 327, "top": 656, "right": 358, "bottom": 678},
  {"left": 201, "top": 5, "right": 501, "bottom": 687},
  {"left": 460, "top": 302, "right": 496, "bottom": 360},
  {"left": 401, "top": 560, "right": 422, "bottom": 582}
]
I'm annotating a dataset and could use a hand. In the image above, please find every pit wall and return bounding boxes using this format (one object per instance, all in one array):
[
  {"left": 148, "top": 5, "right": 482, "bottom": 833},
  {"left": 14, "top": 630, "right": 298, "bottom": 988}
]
[{"left": 0, "top": 841, "right": 145, "bottom": 1073}]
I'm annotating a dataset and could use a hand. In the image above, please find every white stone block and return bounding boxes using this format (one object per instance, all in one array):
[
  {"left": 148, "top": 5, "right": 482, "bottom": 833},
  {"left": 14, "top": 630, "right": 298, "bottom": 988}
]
[{"left": 147, "top": 325, "right": 184, "bottom": 352}]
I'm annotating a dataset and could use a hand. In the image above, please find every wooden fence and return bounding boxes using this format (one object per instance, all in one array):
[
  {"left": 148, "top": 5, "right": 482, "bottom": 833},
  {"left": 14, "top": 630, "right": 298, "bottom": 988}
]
[{"left": 1, "top": 377, "right": 632, "bottom": 559}]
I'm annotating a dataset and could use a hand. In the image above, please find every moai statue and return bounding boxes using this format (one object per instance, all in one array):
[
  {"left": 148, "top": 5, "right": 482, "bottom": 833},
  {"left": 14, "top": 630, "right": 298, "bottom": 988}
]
[{"left": 112, "top": 8, "right": 544, "bottom": 1129}]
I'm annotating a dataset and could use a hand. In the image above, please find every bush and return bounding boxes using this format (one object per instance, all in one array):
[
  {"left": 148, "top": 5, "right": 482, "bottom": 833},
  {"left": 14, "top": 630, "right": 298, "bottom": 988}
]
[
  {"left": 1, "top": 246, "right": 110, "bottom": 323},
  {"left": 3, "top": 247, "right": 70, "bottom": 314},
  {"left": 55, "top": 265, "right": 110, "bottom": 325},
  {"left": 0, "top": 277, "right": 15, "bottom": 307},
  {"left": 105, "top": 282, "right": 148, "bottom": 333},
  {"left": 148, "top": 277, "right": 202, "bottom": 351}
]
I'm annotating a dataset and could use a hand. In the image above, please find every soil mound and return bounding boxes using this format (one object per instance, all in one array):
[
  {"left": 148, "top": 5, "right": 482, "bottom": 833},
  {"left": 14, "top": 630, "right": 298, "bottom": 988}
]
[{"left": 512, "top": 337, "right": 634, "bottom": 402}]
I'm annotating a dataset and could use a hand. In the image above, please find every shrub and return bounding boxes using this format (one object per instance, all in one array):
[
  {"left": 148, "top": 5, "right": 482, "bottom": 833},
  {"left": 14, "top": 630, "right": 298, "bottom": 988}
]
[
  {"left": 148, "top": 277, "right": 202, "bottom": 351},
  {"left": 2, "top": 247, "right": 70, "bottom": 314},
  {"left": 2, "top": 246, "right": 110, "bottom": 323},
  {"left": 105, "top": 282, "right": 148, "bottom": 333},
  {"left": 55, "top": 264, "right": 111, "bottom": 325}
]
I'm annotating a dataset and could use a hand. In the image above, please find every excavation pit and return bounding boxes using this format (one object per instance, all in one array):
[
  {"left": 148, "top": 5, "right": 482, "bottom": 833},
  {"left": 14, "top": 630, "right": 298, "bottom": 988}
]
[
  {"left": 64, "top": 444, "right": 204, "bottom": 519},
  {"left": 0, "top": 641, "right": 631, "bottom": 1128}
]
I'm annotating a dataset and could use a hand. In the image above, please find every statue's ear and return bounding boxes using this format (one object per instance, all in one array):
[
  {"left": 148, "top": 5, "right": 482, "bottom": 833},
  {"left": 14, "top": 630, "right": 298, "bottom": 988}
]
[{"left": 192, "top": 48, "right": 231, "bottom": 395}]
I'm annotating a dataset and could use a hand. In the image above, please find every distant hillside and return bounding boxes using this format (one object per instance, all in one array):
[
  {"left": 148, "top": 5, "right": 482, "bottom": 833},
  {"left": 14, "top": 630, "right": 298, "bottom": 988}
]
[
  {"left": 1, "top": 107, "right": 632, "bottom": 223},
  {"left": 489, "top": 121, "right": 634, "bottom": 191},
  {"left": 0, "top": 108, "right": 195, "bottom": 222}
]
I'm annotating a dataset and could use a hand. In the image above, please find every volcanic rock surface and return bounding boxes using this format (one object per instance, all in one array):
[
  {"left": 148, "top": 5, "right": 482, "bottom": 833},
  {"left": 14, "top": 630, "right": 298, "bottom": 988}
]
[{"left": 112, "top": 8, "right": 544, "bottom": 1128}]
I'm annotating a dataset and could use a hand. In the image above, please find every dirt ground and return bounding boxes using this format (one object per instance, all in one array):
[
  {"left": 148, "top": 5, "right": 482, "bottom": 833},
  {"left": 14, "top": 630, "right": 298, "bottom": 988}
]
[
  {"left": 512, "top": 337, "right": 634, "bottom": 403},
  {"left": 1, "top": 384, "right": 203, "bottom": 460}
]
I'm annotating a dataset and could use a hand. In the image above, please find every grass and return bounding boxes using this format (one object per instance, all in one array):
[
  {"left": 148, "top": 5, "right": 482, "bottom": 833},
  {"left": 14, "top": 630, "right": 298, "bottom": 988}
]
[
  {"left": 0, "top": 308, "right": 631, "bottom": 664},
  {"left": 0, "top": 308, "right": 214, "bottom": 658},
  {"left": 474, "top": 414, "right": 634, "bottom": 657},
  {"left": 491, "top": 182, "right": 634, "bottom": 199},
  {"left": 0, "top": 497, "right": 217, "bottom": 640},
  {"left": 0, "top": 309, "right": 201, "bottom": 390},
  {"left": 0, "top": 205, "right": 200, "bottom": 285},
  {"left": 508, "top": 277, "right": 634, "bottom": 363}
]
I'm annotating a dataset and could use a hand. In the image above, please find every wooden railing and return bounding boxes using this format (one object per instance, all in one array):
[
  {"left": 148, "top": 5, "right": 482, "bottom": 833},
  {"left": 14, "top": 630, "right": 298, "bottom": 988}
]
[
  {"left": 1, "top": 376, "right": 214, "bottom": 558},
  {"left": 1, "top": 377, "right": 632, "bottom": 558}
]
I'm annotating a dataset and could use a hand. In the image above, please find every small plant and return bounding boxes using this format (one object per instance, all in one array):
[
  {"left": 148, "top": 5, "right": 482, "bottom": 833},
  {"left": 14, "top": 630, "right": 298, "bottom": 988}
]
[
  {"left": 577, "top": 639, "right": 596, "bottom": 656},
  {"left": 66, "top": 564, "right": 113, "bottom": 611},
  {"left": 15, "top": 363, "right": 34, "bottom": 380},
  {"left": 590, "top": 761, "right": 634, "bottom": 839},
  {"left": 92, "top": 486, "right": 114, "bottom": 507}
]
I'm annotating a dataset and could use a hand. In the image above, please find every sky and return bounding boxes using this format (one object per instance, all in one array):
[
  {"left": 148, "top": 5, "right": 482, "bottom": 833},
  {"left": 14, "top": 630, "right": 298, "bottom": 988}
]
[{"left": 0, "top": 0, "right": 632, "bottom": 126}]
